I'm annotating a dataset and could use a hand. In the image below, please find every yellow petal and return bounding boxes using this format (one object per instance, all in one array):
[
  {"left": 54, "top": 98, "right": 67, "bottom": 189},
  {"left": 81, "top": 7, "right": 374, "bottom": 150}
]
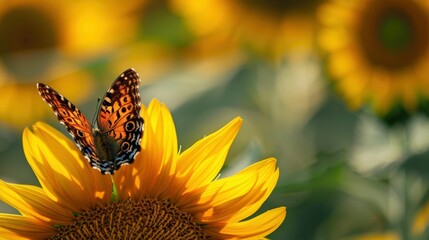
[
  {"left": 0, "top": 180, "right": 72, "bottom": 224},
  {"left": 317, "top": 1, "right": 354, "bottom": 27},
  {"left": 368, "top": 72, "right": 394, "bottom": 115},
  {"left": 115, "top": 99, "right": 178, "bottom": 200},
  {"left": 204, "top": 207, "right": 286, "bottom": 239},
  {"left": 338, "top": 70, "right": 369, "bottom": 109},
  {"left": 318, "top": 28, "right": 351, "bottom": 52},
  {"left": 180, "top": 158, "right": 279, "bottom": 223},
  {"left": 227, "top": 158, "right": 280, "bottom": 222},
  {"left": 0, "top": 231, "right": 28, "bottom": 240},
  {"left": 397, "top": 75, "right": 418, "bottom": 111},
  {"left": 0, "top": 214, "right": 55, "bottom": 240},
  {"left": 145, "top": 100, "right": 178, "bottom": 199},
  {"left": 114, "top": 103, "right": 151, "bottom": 199},
  {"left": 170, "top": 117, "right": 242, "bottom": 203},
  {"left": 179, "top": 171, "right": 257, "bottom": 218},
  {"left": 329, "top": 47, "right": 360, "bottom": 79},
  {"left": 23, "top": 123, "right": 112, "bottom": 212}
]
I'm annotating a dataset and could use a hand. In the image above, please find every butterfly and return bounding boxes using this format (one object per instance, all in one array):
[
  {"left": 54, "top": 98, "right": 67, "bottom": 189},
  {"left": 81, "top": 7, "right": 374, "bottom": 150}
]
[{"left": 37, "top": 68, "right": 144, "bottom": 175}]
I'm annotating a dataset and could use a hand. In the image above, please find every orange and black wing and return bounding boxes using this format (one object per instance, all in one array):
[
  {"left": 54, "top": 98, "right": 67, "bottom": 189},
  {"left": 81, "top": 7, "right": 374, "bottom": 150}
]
[
  {"left": 97, "top": 68, "right": 144, "bottom": 172},
  {"left": 37, "top": 83, "right": 100, "bottom": 166}
]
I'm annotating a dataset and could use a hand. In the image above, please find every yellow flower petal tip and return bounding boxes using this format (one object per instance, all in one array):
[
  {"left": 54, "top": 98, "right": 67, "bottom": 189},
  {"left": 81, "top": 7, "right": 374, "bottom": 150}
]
[{"left": 2, "top": 100, "right": 285, "bottom": 239}]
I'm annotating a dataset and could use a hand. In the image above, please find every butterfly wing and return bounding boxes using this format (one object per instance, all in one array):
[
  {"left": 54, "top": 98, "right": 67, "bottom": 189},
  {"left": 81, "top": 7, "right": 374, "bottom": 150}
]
[
  {"left": 97, "top": 68, "right": 144, "bottom": 172},
  {"left": 37, "top": 83, "right": 100, "bottom": 165}
]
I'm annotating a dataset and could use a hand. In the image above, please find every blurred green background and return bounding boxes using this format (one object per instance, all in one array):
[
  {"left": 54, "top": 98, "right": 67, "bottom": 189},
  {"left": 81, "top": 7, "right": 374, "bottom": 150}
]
[{"left": 1, "top": 0, "right": 429, "bottom": 239}]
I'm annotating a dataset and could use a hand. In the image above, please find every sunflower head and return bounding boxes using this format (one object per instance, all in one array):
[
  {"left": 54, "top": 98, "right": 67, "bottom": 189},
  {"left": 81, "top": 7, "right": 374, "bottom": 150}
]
[
  {"left": 358, "top": 0, "right": 428, "bottom": 70},
  {"left": 0, "top": 99, "right": 286, "bottom": 239},
  {"left": 318, "top": 0, "right": 429, "bottom": 124},
  {"left": 0, "top": 0, "right": 136, "bottom": 128}
]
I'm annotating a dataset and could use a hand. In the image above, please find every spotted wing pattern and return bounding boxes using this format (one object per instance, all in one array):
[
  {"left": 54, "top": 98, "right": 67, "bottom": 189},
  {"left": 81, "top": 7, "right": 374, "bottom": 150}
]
[
  {"left": 37, "top": 68, "right": 144, "bottom": 174},
  {"left": 37, "top": 83, "right": 99, "bottom": 165},
  {"left": 97, "top": 68, "right": 144, "bottom": 172}
]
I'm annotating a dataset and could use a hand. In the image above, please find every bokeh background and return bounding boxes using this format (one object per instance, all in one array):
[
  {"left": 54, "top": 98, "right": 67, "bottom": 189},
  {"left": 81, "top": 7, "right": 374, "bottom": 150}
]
[{"left": 1, "top": 0, "right": 429, "bottom": 239}]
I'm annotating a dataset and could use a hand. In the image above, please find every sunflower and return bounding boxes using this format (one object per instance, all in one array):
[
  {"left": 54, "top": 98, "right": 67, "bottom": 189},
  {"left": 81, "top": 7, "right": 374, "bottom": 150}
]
[
  {"left": 318, "top": 0, "right": 429, "bottom": 119},
  {"left": 170, "top": 0, "right": 319, "bottom": 59},
  {"left": 0, "top": 99, "right": 286, "bottom": 239},
  {"left": 0, "top": 0, "right": 141, "bottom": 128}
]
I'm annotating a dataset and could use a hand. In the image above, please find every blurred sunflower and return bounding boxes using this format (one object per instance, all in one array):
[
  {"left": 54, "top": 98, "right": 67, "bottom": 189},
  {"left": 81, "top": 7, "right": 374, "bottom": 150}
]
[
  {"left": 0, "top": 0, "right": 141, "bottom": 129},
  {"left": 318, "top": 0, "right": 429, "bottom": 121},
  {"left": 170, "top": 0, "right": 320, "bottom": 59},
  {"left": 0, "top": 99, "right": 286, "bottom": 239}
]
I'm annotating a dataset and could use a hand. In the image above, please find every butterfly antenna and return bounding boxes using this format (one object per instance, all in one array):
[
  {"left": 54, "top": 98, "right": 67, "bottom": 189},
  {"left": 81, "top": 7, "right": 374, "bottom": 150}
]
[{"left": 91, "top": 97, "right": 101, "bottom": 127}]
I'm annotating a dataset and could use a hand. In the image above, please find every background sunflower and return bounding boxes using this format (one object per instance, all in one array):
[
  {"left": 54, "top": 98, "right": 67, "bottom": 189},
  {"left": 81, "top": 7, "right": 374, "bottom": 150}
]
[
  {"left": 318, "top": 0, "right": 429, "bottom": 123},
  {"left": 2, "top": 0, "right": 429, "bottom": 239},
  {"left": 0, "top": 0, "right": 147, "bottom": 130}
]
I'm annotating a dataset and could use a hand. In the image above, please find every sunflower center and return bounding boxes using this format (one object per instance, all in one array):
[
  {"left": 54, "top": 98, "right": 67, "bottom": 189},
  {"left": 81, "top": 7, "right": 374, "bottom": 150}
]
[
  {"left": 0, "top": 5, "right": 59, "bottom": 78},
  {"left": 379, "top": 13, "right": 412, "bottom": 51},
  {"left": 358, "top": 0, "right": 429, "bottom": 70},
  {"left": 48, "top": 198, "right": 209, "bottom": 240}
]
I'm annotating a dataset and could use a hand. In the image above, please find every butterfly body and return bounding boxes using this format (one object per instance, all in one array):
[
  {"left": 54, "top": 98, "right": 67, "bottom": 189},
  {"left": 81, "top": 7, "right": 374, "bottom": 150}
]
[
  {"left": 37, "top": 68, "right": 144, "bottom": 174},
  {"left": 92, "top": 129, "right": 120, "bottom": 164}
]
